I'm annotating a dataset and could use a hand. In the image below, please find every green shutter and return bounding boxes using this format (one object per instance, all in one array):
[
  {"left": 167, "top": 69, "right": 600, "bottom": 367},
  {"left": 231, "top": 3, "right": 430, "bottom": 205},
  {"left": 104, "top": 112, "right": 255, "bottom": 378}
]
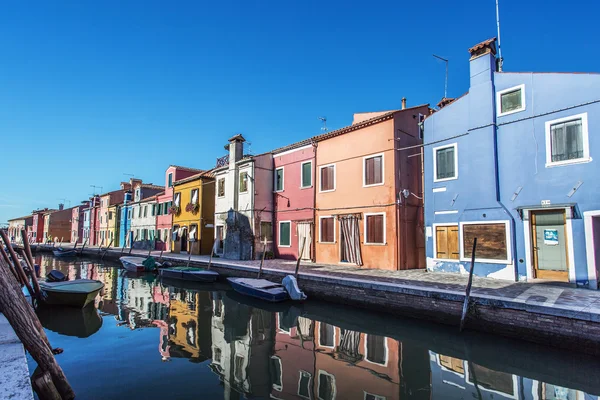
[
  {"left": 302, "top": 162, "right": 312, "bottom": 187},
  {"left": 279, "top": 222, "right": 291, "bottom": 246}
]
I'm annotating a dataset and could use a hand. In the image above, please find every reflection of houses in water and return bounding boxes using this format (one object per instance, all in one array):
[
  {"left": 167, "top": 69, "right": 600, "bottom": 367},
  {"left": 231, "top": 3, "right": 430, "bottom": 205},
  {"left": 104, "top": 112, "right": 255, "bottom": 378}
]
[
  {"left": 209, "top": 295, "right": 275, "bottom": 399},
  {"left": 166, "top": 289, "right": 212, "bottom": 362},
  {"left": 113, "top": 275, "right": 168, "bottom": 330},
  {"left": 430, "top": 351, "right": 599, "bottom": 400}
]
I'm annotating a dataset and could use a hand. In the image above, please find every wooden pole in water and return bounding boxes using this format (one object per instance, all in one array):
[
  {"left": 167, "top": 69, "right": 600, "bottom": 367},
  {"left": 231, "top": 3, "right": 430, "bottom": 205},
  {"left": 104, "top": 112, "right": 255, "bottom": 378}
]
[
  {"left": 73, "top": 240, "right": 78, "bottom": 250},
  {"left": 21, "top": 230, "right": 41, "bottom": 291},
  {"left": 128, "top": 233, "right": 138, "bottom": 255},
  {"left": 0, "top": 257, "right": 75, "bottom": 400},
  {"left": 257, "top": 238, "right": 267, "bottom": 279},
  {"left": 79, "top": 238, "right": 88, "bottom": 256},
  {"left": 159, "top": 249, "right": 164, "bottom": 263},
  {"left": 186, "top": 240, "right": 193, "bottom": 267},
  {"left": 101, "top": 238, "right": 113, "bottom": 260},
  {"left": 0, "top": 231, "right": 35, "bottom": 298},
  {"left": 207, "top": 240, "right": 217, "bottom": 271},
  {"left": 18, "top": 249, "right": 42, "bottom": 300},
  {"left": 460, "top": 237, "right": 477, "bottom": 332},
  {"left": 0, "top": 245, "right": 20, "bottom": 283},
  {"left": 294, "top": 237, "right": 307, "bottom": 279},
  {"left": 97, "top": 237, "right": 105, "bottom": 255}
]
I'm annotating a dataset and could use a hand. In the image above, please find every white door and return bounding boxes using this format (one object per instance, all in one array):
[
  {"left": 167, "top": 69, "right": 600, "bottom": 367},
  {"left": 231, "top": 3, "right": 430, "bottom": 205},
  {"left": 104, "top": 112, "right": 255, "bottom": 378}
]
[{"left": 297, "top": 222, "right": 312, "bottom": 261}]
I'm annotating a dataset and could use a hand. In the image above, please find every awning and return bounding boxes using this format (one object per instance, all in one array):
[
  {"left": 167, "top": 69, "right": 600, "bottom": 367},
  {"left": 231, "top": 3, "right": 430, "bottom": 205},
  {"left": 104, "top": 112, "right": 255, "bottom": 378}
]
[{"left": 515, "top": 203, "right": 580, "bottom": 219}]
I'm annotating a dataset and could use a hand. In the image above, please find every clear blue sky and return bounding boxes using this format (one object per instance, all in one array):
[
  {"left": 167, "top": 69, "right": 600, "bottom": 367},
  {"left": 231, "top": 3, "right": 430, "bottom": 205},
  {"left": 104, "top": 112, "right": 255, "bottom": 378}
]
[{"left": 1, "top": 0, "right": 598, "bottom": 224}]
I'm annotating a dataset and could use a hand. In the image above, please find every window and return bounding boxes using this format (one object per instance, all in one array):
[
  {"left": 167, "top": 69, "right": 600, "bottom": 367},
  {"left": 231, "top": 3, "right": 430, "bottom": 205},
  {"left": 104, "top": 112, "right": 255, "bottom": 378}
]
[
  {"left": 439, "top": 355, "right": 465, "bottom": 374},
  {"left": 365, "top": 335, "right": 387, "bottom": 365},
  {"left": 191, "top": 188, "right": 199, "bottom": 205},
  {"left": 174, "top": 192, "right": 181, "bottom": 207},
  {"left": 128, "top": 209, "right": 132, "bottom": 219},
  {"left": 433, "top": 143, "right": 458, "bottom": 182},
  {"left": 319, "top": 164, "right": 335, "bottom": 192},
  {"left": 143, "top": 205, "right": 148, "bottom": 218},
  {"left": 363, "top": 154, "right": 383, "bottom": 186},
  {"left": 319, "top": 323, "right": 335, "bottom": 347},
  {"left": 260, "top": 221, "right": 273, "bottom": 242},
  {"left": 109, "top": 211, "right": 113, "bottom": 220},
  {"left": 275, "top": 167, "right": 284, "bottom": 192},
  {"left": 239, "top": 172, "right": 248, "bottom": 193},
  {"left": 135, "top": 188, "right": 141, "bottom": 202},
  {"left": 497, "top": 84, "right": 525, "bottom": 116},
  {"left": 234, "top": 355, "right": 245, "bottom": 382},
  {"left": 467, "top": 364, "right": 515, "bottom": 396},
  {"left": 168, "top": 173, "right": 173, "bottom": 188},
  {"left": 319, "top": 217, "right": 335, "bottom": 243},
  {"left": 460, "top": 221, "right": 511, "bottom": 264},
  {"left": 279, "top": 221, "right": 291, "bottom": 247},
  {"left": 298, "top": 371, "right": 312, "bottom": 399},
  {"left": 364, "top": 213, "right": 385, "bottom": 244},
  {"left": 137, "top": 206, "right": 142, "bottom": 218},
  {"left": 217, "top": 178, "right": 225, "bottom": 197},
  {"left": 213, "top": 347, "right": 222, "bottom": 364},
  {"left": 301, "top": 161, "right": 312, "bottom": 188},
  {"left": 434, "top": 225, "right": 459, "bottom": 260},
  {"left": 270, "top": 356, "right": 283, "bottom": 391},
  {"left": 318, "top": 371, "right": 336, "bottom": 400},
  {"left": 545, "top": 113, "right": 590, "bottom": 167}
]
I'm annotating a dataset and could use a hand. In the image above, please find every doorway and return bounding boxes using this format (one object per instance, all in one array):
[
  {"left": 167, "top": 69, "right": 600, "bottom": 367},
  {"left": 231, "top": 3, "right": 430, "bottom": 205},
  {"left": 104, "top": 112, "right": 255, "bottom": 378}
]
[
  {"left": 215, "top": 226, "right": 224, "bottom": 255},
  {"left": 297, "top": 222, "right": 312, "bottom": 261},
  {"left": 339, "top": 215, "right": 363, "bottom": 265},
  {"left": 531, "top": 210, "right": 569, "bottom": 281},
  {"left": 180, "top": 227, "right": 188, "bottom": 253}
]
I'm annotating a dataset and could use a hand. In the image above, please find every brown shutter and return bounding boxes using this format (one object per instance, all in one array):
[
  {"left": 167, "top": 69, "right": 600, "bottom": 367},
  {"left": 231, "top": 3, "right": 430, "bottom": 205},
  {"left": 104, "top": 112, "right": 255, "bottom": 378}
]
[
  {"left": 448, "top": 226, "right": 459, "bottom": 259},
  {"left": 365, "top": 158, "right": 374, "bottom": 185},
  {"left": 321, "top": 167, "right": 328, "bottom": 191},
  {"left": 373, "top": 156, "right": 382, "bottom": 184},
  {"left": 436, "top": 226, "right": 448, "bottom": 259},
  {"left": 367, "top": 215, "right": 384, "bottom": 243},
  {"left": 321, "top": 218, "right": 334, "bottom": 242}
]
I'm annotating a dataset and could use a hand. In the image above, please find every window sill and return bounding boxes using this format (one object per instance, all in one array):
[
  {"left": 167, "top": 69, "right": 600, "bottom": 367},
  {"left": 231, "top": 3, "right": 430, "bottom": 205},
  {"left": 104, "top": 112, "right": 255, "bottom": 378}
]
[
  {"left": 364, "top": 242, "right": 387, "bottom": 246},
  {"left": 363, "top": 182, "right": 385, "bottom": 188},
  {"left": 497, "top": 107, "right": 526, "bottom": 118},
  {"left": 319, "top": 241, "right": 336, "bottom": 244},
  {"left": 432, "top": 258, "right": 460, "bottom": 263},
  {"left": 273, "top": 190, "right": 284, "bottom": 193},
  {"left": 319, "top": 189, "right": 336, "bottom": 194},
  {"left": 433, "top": 176, "right": 458, "bottom": 183},
  {"left": 278, "top": 244, "right": 291, "bottom": 248},
  {"left": 545, "top": 157, "right": 592, "bottom": 168},
  {"left": 300, "top": 186, "right": 313, "bottom": 190},
  {"left": 459, "top": 257, "right": 511, "bottom": 265}
]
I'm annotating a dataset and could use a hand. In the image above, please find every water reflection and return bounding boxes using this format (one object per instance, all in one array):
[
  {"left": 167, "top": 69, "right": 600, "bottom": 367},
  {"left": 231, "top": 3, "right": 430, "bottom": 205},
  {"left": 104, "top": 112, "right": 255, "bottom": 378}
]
[{"left": 32, "top": 255, "right": 600, "bottom": 400}]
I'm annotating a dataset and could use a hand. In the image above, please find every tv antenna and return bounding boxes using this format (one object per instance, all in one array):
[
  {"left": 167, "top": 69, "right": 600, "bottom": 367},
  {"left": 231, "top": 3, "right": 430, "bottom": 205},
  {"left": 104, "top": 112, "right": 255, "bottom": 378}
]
[
  {"left": 90, "top": 185, "right": 103, "bottom": 195},
  {"left": 123, "top": 173, "right": 134, "bottom": 178},
  {"left": 57, "top": 198, "right": 71, "bottom": 208},
  {"left": 432, "top": 54, "right": 449, "bottom": 99},
  {"left": 318, "top": 117, "right": 328, "bottom": 132},
  {"left": 496, "top": 0, "right": 503, "bottom": 71}
]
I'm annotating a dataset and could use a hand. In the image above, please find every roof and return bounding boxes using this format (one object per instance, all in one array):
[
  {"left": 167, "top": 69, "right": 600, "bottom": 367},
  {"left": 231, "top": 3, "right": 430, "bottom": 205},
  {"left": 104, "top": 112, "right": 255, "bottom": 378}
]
[
  {"left": 436, "top": 97, "right": 456, "bottom": 109},
  {"left": 312, "top": 104, "right": 429, "bottom": 142},
  {"left": 468, "top": 37, "right": 497, "bottom": 56},
  {"left": 139, "top": 193, "right": 163, "bottom": 203},
  {"left": 169, "top": 165, "right": 204, "bottom": 173},
  {"left": 228, "top": 134, "right": 246, "bottom": 142},
  {"left": 99, "top": 188, "right": 128, "bottom": 197},
  {"left": 173, "top": 170, "right": 215, "bottom": 185},
  {"left": 271, "top": 138, "right": 313, "bottom": 155},
  {"left": 140, "top": 183, "right": 164, "bottom": 190},
  {"left": 7, "top": 215, "right": 32, "bottom": 222}
]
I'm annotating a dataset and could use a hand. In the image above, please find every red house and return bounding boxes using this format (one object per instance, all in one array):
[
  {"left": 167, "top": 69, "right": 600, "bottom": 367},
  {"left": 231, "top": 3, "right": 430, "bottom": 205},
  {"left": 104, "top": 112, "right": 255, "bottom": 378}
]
[
  {"left": 30, "top": 208, "right": 53, "bottom": 243},
  {"left": 272, "top": 141, "right": 316, "bottom": 261}
]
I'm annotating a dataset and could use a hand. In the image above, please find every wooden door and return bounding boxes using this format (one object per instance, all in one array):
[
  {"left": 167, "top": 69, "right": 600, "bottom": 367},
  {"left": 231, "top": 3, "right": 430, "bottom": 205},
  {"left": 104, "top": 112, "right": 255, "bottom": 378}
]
[{"left": 532, "top": 210, "right": 569, "bottom": 281}]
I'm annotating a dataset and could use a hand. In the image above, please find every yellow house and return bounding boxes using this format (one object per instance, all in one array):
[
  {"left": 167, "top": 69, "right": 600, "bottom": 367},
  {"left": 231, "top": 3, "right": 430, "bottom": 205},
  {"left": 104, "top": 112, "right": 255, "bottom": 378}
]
[
  {"left": 167, "top": 290, "right": 212, "bottom": 361},
  {"left": 107, "top": 204, "right": 119, "bottom": 247},
  {"left": 171, "top": 171, "right": 215, "bottom": 255}
]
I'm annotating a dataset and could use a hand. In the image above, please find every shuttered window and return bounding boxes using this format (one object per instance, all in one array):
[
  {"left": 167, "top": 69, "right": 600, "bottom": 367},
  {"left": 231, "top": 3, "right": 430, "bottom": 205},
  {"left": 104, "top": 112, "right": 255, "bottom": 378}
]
[
  {"left": 217, "top": 178, "right": 225, "bottom": 197},
  {"left": 260, "top": 221, "right": 273, "bottom": 242},
  {"left": 364, "top": 155, "right": 383, "bottom": 186},
  {"left": 301, "top": 161, "right": 312, "bottom": 188},
  {"left": 434, "top": 144, "right": 457, "bottom": 181},
  {"left": 462, "top": 222, "right": 509, "bottom": 262},
  {"left": 366, "top": 335, "right": 387, "bottom": 365},
  {"left": 435, "top": 225, "right": 459, "bottom": 260},
  {"left": 320, "top": 217, "right": 334, "bottom": 243},
  {"left": 239, "top": 172, "right": 248, "bottom": 193},
  {"left": 439, "top": 355, "right": 464, "bottom": 374},
  {"left": 365, "top": 214, "right": 385, "bottom": 244},
  {"left": 279, "top": 221, "right": 291, "bottom": 247},
  {"left": 275, "top": 168, "right": 284, "bottom": 191},
  {"left": 320, "top": 165, "right": 335, "bottom": 192}
]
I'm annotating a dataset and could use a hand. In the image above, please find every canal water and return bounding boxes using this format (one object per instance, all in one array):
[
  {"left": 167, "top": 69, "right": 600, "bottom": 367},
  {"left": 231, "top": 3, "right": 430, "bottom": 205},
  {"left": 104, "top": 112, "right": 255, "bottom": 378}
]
[{"left": 27, "top": 255, "right": 600, "bottom": 400}]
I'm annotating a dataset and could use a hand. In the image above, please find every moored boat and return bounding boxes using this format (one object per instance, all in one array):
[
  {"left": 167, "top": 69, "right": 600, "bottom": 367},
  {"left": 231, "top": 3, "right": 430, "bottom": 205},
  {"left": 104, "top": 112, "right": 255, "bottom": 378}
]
[
  {"left": 119, "top": 256, "right": 160, "bottom": 272},
  {"left": 52, "top": 247, "right": 77, "bottom": 257},
  {"left": 159, "top": 266, "right": 219, "bottom": 282},
  {"left": 227, "top": 277, "right": 289, "bottom": 303},
  {"left": 39, "top": 279, "right": 104, "bottom": 308}
]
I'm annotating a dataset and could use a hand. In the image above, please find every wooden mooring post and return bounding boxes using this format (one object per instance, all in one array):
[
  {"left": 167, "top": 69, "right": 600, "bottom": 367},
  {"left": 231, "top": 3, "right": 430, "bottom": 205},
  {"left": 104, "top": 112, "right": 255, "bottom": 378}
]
[
  {"left": 0, "top": 244, "right": 20, "bottom": 283},
  {"left": 257, "top": 238, "right": 267, "bottom": 279},
  {"left": 207, "top": 240, "right": 217, "bottom": 271},
  {"left": 21, "top": 230, "right": 42, "bottom": 296},
  {"left": 128, "top": 233, "right": 138, "bottom": 255},
  {"left": 294, "top": 237, "right": 307, "bottom": 279},
  {"left": 0, "top": 256, "right": 75, "bottom": 399},
  {"left": 79, "top": 238, "right": 88, "bottom": 256},
  {"left": 0, "top": 230, "right": 35, "bottom": 298},
  {"left": 101, "top": 239, "right": 113, "bottom": 260},
  {"left": 459, "top": 237, "right": 477, "bottom": 332}
]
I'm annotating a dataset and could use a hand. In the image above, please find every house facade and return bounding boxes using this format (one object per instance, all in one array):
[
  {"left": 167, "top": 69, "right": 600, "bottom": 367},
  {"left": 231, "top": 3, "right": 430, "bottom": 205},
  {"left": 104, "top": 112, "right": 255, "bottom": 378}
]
[
  {"left": 30, "top": 208, "right": 52, "bottom": 243},
  {"left": 272, "top": 140, "right": 316, "bottom": 261},
  {"left": 98, "top": 188, "right": 129, "bottom": 247},
  {"left": 156, "top": 165, "right": 203, "bottom": 251},
  {"left": 314, "top": 105, "right": 428, "bottom": 270},
  {"left": 423, "top": 38, "right": 600, "bottom": 288},
  {"left": 118, "top": 179, "right": 163, "bottom": 248},
  {"left": 130, "top": 195, "right": 159, "bottom": 250},
  {"left": 70, "top": 201, "right": 90, "bottom": 244},
  {"left": 171, "top": 171, "right": 215, "bottom": 255},
  {"left": 43, "top": 205, "right": 72, "bottom": 243},
  {"left": 7, "top": 215, "right": 32, "bottom": 243},
  {"left": 213, "top": 134, "right": 274, "bottom": 259}
]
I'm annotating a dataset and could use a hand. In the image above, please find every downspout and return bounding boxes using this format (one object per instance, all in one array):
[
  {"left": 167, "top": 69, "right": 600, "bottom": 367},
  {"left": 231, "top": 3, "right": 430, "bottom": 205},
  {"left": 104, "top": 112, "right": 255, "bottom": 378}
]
[
  {"left": 271, "top": 155, "right": 277, "bottom": 259},
  {"left": 395, "top": 130, "right": 401, "bottom": 271},
  {"left": 312, "top": 142, "right": 318, "bottom": 263}
]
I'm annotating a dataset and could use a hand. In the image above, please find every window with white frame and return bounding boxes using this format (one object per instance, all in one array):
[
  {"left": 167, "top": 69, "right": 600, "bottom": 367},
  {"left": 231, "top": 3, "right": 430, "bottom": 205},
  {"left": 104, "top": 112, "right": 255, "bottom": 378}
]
[
  {"left": 363, "top": 154, "right": 384, "bottom": 186},
  {"left": 365, "top": 334, "right": 387, "bottom": 365},
  {"left": 298, "top": 371, "right": 312, "bottom": 399},
  {"left": 319, "top": 164, "right": 335, "bottom": 192},
  {"left": 239, "top": 172, "right": 248, "bottom": 193},
  {"left": 270, "top": 356, "right": 283, "bottom": 392},
  {"left": 301, "top": 161, "right": 312, "bottom": 188},
  {"left": 278, "top": 221, "right": 291, "bottom": 247},
  {"left": 217, "top": 178, "right": 225, "bottom": 197},
  {"left": 319, "top": 217, "right": 335, "bottom": 243},
  {"left": 459, "top": 221, "right": 511, "bottom": 264},
  {"left": 545, "top": 113, "right": 590, "bottom": 167},
  {"left": 497, "top": 84, "right": 526, "bottom": 116},
  {"left": 433, "top": 143, "right": 458, "bottom": 182},
  {"left": 275, "top": 167, "right": 284, "bottom": 192},
  {"left": 364, "top": 213, "right": 385, "bottom": 244},
  {"left": 318, "top": 370, "right": 336, "bottom": 400}
]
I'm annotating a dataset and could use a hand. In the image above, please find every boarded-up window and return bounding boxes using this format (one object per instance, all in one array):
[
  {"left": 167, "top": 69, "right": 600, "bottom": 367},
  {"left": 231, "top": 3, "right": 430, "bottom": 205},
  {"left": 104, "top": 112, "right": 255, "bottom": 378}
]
[
  {"left": 469, "top": 364, "right": 514, "bottom": 395},
  {"left": 320, "top": 165, "right": 335, "bottom": 191},
  {"left": 279, "top": 222, "right": 291, "bottom": 247},
  {"left": 364, "top": 155, "right": 383, "bottom": 185},
  {"left": 439, "top": 355, "right": 464, "bottom": 374},
  {"left": 301, "top": 161, "right": 312, "bottom": 188},
  {"left": 320, "top": 217, "right": 334, "bottom": 243},
  {"left": 462, "top": 222, "right": 508, "bottom": 261},
  {"left": 239, "top": 172, "right": 248, "bottom": 192},
  {"left": 217, "top": 178, "right": 225, "bottom": 197},
  {"left": 435, "top": 225, "right": 459, "bottom": 260},
  {"left": 365, "top": 214, "right": 384, "bottom": 244},
  {"left": 366, "top": 335, "right": 386, "bottom": 365}
]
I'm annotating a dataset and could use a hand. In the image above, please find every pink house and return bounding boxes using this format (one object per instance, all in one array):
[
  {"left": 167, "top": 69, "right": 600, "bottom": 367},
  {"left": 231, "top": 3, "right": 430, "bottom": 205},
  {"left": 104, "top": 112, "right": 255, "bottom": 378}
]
[
  {"left": 70, "top": 201, "right": 90, "bottom": 243},
  {"left": 272, "top": 140, "right": 316, "bottom": 261},
  {"left": 155, "top": 165, "right": 204, "bottom": 250}
]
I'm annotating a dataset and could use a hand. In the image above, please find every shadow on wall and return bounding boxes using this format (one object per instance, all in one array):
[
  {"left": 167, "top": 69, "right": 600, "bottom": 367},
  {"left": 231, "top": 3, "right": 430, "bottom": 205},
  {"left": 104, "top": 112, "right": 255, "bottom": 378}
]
[{"left": 224, "top": 209, "right": 253, "bottom": 261}]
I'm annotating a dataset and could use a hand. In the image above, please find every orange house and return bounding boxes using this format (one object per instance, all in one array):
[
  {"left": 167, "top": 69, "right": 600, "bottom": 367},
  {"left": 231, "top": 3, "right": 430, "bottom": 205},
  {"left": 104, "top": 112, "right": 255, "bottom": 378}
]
[{"left": 314, "top": 103, "right": 429, "bottom": 270}]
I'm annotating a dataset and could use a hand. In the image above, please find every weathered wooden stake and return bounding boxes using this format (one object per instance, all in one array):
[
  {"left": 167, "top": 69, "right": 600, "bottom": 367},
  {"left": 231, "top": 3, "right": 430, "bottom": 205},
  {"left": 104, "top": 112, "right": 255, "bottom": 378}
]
[
  {"left": 79, "top": 238, "right": 88, "bottom": 256},
  {"left": 460, "top": 237, "right": 477, "bottom": 332},
  {"left": 21, "top": 230, "right": 42, "bottom": 297},
  {"left": 128, "top": 233, "right": 138, "bottom": 255},
  {"left": 32, "top": 368, "right": 62, "bottom": 400},
  {"left": 0, "top": 245, "right": 20, "bottom": 283},
  {"left": 72, "top": 240, "right": 78, "bottom": 250},
  {"left": 207, "top": 240, "right": 217, "bottom": 271},
  {"left": 186, "top": 241, "right": 194, "bottom": 267},
  {"left": 294, "top": 237, "right": 307, "bottom": 279},
  {"left": 101, "top": 239, "right": 113, "bottom": 260},
  {"left": 97, "top": 237, "right": 105, "bottom": 255},
  {"left": 257, "top": 238, "right": 267, "bottom": 279},
  {"left": 0, "top": 230, "right": 35, "bottom": 298},
  {"left": 0, "top": 257, "right": 75, "bottom": 399},
  {"left": 159, "top": 249, "right": 164, "bottom": 262}
]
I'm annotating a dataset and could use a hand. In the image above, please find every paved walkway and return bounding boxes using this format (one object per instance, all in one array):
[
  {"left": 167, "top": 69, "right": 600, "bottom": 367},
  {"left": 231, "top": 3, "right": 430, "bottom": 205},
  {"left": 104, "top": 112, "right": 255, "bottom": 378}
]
[
  {"left": 0, "top": 313, "right": 34, "bottom": 400},
  {"left": 36, "top": 244, "right": 600, "bottom": 322}
]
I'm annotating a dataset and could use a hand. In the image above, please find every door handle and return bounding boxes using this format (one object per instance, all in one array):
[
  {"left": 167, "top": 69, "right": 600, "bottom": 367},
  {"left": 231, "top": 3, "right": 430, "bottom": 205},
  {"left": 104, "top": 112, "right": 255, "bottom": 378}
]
[{"left": 534, "top": 246, "right": 540, "bottom": 250}]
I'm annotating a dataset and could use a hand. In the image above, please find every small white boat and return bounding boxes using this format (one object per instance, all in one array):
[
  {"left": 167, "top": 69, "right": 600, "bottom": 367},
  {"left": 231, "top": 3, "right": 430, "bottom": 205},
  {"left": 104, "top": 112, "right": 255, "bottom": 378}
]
[{"left": 119, "top": 256, "right": 161, "bottom": 272}]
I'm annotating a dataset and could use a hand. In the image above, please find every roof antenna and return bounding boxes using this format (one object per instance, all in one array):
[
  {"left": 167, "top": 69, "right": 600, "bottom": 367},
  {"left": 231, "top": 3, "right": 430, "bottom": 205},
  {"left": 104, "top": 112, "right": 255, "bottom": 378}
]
[
  {"left": 496, "top": 0, "right": 504, "bottom": 71},
  {"left": 318, "top": 117, "right": 328, "bottom": 132},
  {"left": 432, "top": 54, "right": 449, "bottom": 99}
]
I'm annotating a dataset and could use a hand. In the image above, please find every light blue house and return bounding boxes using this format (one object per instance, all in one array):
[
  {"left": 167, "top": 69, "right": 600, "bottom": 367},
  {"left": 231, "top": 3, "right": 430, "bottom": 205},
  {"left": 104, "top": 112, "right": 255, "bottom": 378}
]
[
  {"left": 424, "top": 38, "right": 600, "bottom": 288},
  {"left": 119, "top": 191, "right": 133, "bottom": 248}
]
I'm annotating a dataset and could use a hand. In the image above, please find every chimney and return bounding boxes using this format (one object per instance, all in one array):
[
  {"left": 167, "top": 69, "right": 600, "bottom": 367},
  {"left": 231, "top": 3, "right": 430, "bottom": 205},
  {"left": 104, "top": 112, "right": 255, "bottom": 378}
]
[
  {"left": 58, "top": 203, "right": 64, "bottom": 211},
  {"left": 402, "top": 97, "right": 407, "bottom": 110},
  {"left": 468, "top": 37, "right": 497, "bottom": 87},
  {"left": 228, "top": 134, "right": 246, "bottom": 164}
]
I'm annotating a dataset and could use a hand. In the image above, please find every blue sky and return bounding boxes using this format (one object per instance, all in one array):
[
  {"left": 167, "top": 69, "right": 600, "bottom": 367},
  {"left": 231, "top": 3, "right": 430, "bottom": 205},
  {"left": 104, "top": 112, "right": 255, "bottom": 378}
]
[{"left": 1, "top": 0, "right": 598, "bottom": 224}]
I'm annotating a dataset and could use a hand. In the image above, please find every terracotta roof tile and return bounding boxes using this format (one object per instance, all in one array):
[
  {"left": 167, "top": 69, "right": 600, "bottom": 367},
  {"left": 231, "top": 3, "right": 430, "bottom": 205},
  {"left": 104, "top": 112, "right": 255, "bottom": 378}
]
[
  {"left": 169, "top": 165, "right": 204, "bottom": 173},
  {"left": 468, "top": 37, "right": 497, "bottom": 55},
  {"left": 173, "top": 170, "right": 215, "bottom": 185}
]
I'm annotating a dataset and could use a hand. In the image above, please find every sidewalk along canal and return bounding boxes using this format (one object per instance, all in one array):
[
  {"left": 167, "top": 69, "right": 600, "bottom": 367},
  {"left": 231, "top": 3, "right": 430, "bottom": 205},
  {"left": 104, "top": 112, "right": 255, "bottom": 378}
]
[
  {"left": 29, "top": 244, "right": 600, "bottom": 355},
  {"left": 0, "top": 313, "right": 34, "bottom": 400}
]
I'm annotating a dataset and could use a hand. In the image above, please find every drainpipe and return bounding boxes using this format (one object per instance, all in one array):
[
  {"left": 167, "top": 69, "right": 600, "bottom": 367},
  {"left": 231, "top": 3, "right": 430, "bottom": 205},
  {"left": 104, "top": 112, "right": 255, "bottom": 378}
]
[
  {"left": 272, "top": 155, "right": 277, "bottom": 259},
  {"left": 312, "top": 142, "right": 318, "bottom": 263}
]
